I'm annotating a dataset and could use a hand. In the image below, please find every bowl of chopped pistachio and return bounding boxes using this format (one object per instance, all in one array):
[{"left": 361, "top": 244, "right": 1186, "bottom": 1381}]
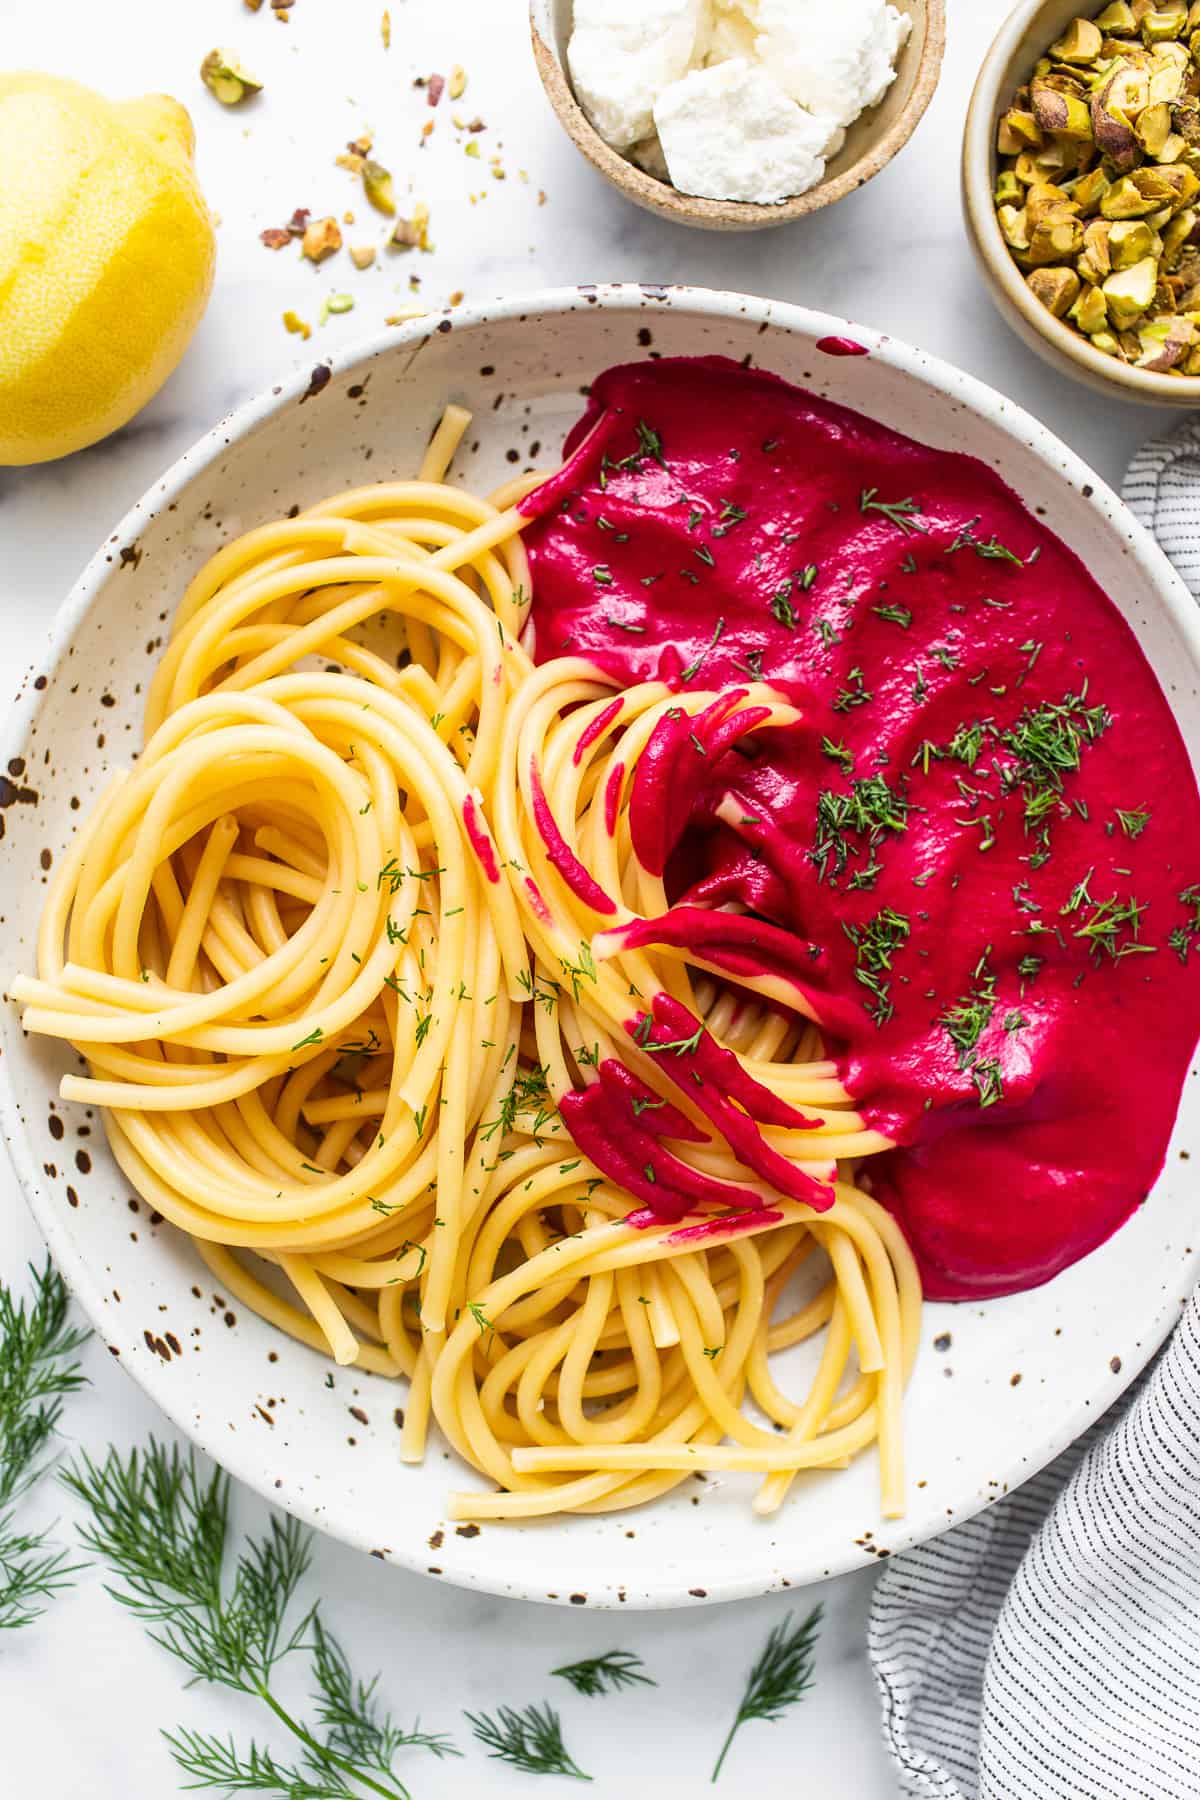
[{"left": 964, "top": 0, "right": 1200, "bottom": 401}]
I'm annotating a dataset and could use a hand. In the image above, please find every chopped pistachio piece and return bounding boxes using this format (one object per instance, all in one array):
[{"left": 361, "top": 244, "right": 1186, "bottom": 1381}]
[
  {"left": 1149, "top": 58, "right": 1186, "bottom": 103},
  {"left": 1103, "top": 254, "right": 1160, "bottom": 325},
  {"left": 1028, "top": 266, "right": 1083, "bottom": 315},
  {"left": 200, "top": 48, "right": 262, "bottom": 106},
  {"left": 1142, "top": 3, "right": 1187, "bottom": 42},
  {"left": 998, "top": 107, "right": 1043, "bottom": 154},
  {"left": 998, "top": 203, "right": 1031, "bottom": 251},
  {"left": 1162, "top": 204, "right": 1199, "bottom": 258},
  {"left": 1109, "top": 218, "right": 1160, "bottom": 265},
  {"left": 348, "top": 243, "right": 376, "bottom": 269},
  {"left": 1072, "top": 167, "right": 1112, "bottom": 214},
  {"left": 448, "top": 64, "right": 467, "bottom": 100},
  {"left": 1031, "top": 81, "right": 1093, "bottom": 138},
  {"left": 1137, "top": 314, "right": 1196, "bottom": 364},
  {"left": 1028, "top": 213, "right": 1086, "bottom": 263},
  {"left": 1102, "top": 175, "right": 1161, "bottom": 217},
  {"left": 1136, "top": 100, "right": 1174, "bottom": 154},
  {"left": 389, "top": 201, "right": 431, "bottom": 251},
  {"left": 1070, "top": 283, "right": 1110, "bottom": 332},
  {"left": 302, "top": 216, "right": 342, "bottom": 262},
  {"left": 362, "top": 159, "right": 396, "bottom": 216},
  {"left": 993, "top": 0, "right": 1200, "bottom": 378},
  {"left": 1091, "top": 70, "right": 1144, "bottom": 170},
  {"left": 1051, "top": 16, "right": 1105, "bottom": 59}
]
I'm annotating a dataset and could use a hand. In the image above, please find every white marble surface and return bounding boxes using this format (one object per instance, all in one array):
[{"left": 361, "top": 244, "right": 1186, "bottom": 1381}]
[{"left": 0, "top": 1, "right": 1173, "bottom": 1794}]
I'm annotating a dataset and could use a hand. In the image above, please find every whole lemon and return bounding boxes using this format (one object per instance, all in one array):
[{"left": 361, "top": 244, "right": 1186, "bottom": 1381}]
[{"left": 0, "top": 72, "right": 215, "bottom": 465}]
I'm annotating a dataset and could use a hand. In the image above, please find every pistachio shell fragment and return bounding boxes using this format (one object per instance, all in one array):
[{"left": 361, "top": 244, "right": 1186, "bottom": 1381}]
[{"left": 201, "top": 48, "right": 262, "bottom": 106}]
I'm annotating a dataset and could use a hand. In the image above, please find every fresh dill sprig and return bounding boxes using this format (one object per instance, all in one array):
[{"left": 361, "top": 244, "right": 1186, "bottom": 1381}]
[
  {"left": 551, "top": 1650, "right": 656, "bottom": 1698},
  {"left": 163, "top": 1729, "right": 352, "bottom": 1798},
  {"left": 0, "top": 1258, "right": 89, "bottom": 1631},
  {"left": 62, "top": 1440, "right": 456, "bottom": 1798},
  {"left": 711, "top": 1605, "right": 823, "bottom": 1782},
  {"left": 465, "top": 1700, "right": 591, "bottom": 1780}
]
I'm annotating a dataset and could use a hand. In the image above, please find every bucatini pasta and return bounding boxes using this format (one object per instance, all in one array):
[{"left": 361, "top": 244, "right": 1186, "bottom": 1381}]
[{"left": 13, "top": 400, "right": 920, "bottom": 1523}]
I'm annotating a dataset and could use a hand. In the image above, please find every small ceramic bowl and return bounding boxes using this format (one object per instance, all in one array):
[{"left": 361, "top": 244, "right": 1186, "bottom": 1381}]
[
  {"left": 964, "top": 0, "right": 1200, "bottom": 406},
  {"left": 529, "top": 0, "right": 945, "bottom": 232}
]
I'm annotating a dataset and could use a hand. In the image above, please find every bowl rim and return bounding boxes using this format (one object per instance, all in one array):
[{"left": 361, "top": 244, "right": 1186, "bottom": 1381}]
[
  {"left": 529, "top": 0, "right": 946, "bottom": 227},
  {"left": 4, "top": 281, "right": 1200, "bottom": 1606},
  {"left": 963, "top": 0, "right": 1200, "bottom": 400}
]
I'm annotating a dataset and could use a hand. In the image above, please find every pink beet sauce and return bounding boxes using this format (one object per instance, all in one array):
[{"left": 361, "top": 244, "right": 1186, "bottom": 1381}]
[{"left": 520, "top": 357, "right": 1200, "bottom": 1300}]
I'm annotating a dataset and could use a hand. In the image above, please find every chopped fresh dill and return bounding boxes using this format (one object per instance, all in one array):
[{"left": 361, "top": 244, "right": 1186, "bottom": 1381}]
[
  {"left": 466, "top": 1701, "right": 591, "bottom": 1781},
  {"left": 551, "top": 1651, "right": 656, "bottom": 1698}
]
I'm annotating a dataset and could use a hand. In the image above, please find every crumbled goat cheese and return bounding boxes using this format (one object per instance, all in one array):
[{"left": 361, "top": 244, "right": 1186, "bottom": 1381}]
[
  {"left": 568, "top": 0, "right": 707, "bottom": 149},
  {"left": 751, "top": 0, "right": 912, "bottom": 131},
  {"left": 699, "top": 0, "right": 759, "bottom": 66},
  {"left": 653, "top": 58, "right": 831, "bottom": 204},
  {"left": 567, "top": 0, "right": 910, "bottom": 202}
]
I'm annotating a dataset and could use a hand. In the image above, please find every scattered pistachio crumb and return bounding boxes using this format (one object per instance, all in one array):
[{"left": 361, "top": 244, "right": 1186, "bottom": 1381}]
[
  {"left": 301, "top": 216, "right": 342, "bottom": 262},
  {"left": 389, "top": 202, "right": 431, "bottom": 251},
  {"left": 349, "top": 244, "right": 376, "bottom": 270},
  {"left": 200, "top": 49, "right": 262, "bottom": 106},
  {"left": 381, "top": 9, "right": 391, "bottom": 49},
  {"left": 336, "top": 152, "right": 365, "bottom": 174},
  {"left": 320, "top": 293, "right": 355, "bottom": 325},
  {"left": 449, "top": 289, "right": 464, "bottom": 306},
  {"left": 448, "top": 65, "right": 467, "bottom": 100},
  {"left": 362, "top": 159, "right": 396, "bottom": 216},
  {"left": 282, "top": 309, "right": 311, "bottom": 340},
  {"left": 245, "top": 0, "right": 263, "bottom": 9},
  {"left": 465, "top": 141, "right": 480, "bottom": 158},
  {"left": 385, "top": 305, "right": 427, "bottom": 325}
]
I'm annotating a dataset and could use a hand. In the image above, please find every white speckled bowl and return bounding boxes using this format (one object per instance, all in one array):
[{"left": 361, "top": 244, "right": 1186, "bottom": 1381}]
[{"left": 3, "top": 286, "right": 1198, "bottom": 1609}]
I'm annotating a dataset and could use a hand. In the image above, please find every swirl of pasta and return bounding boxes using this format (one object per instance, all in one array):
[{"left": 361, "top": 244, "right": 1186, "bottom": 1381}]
[{"left": 13, "top": 407, "right": 920, "bottom": 1521}]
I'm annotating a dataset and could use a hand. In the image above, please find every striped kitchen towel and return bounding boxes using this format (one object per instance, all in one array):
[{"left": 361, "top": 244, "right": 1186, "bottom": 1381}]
[{"left": 869, "top": 420, "right": 1200, "bottom": 1800}]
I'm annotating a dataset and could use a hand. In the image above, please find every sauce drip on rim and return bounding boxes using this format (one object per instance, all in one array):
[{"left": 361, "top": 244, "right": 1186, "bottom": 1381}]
[{"left": 520, "top": 356, "right": 1200, "bottom": 1300}]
